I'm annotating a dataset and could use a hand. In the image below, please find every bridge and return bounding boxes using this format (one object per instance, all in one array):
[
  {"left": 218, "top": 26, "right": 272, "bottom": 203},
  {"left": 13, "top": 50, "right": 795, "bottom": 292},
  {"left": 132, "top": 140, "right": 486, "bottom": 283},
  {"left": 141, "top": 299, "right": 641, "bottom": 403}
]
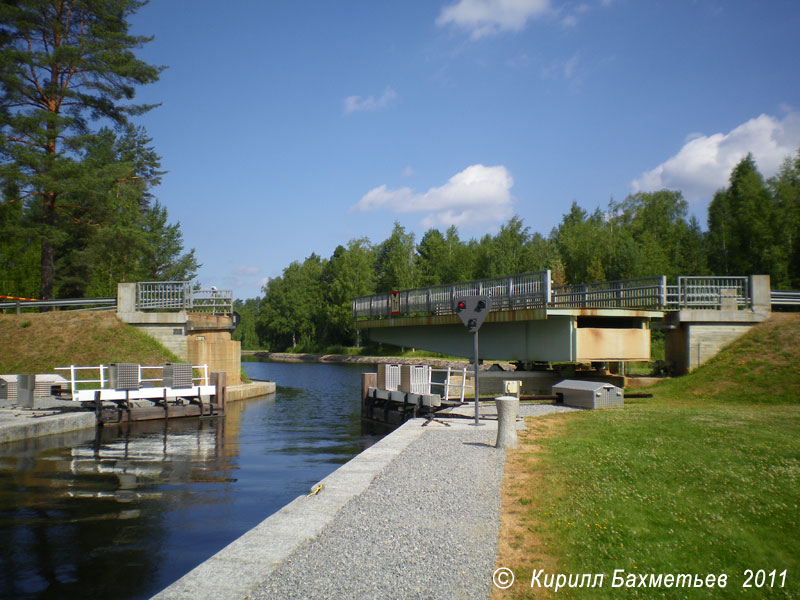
[{"left": 353, "top": 272, "right": 779, "bottom": 373}]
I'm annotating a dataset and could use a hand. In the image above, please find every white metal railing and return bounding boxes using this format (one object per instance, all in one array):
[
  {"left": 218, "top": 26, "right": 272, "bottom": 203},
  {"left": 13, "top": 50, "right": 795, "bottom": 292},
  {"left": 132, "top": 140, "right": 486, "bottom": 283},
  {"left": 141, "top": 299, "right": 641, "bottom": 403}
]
[
  {"left": 136, "top": 281, "right": 233, "bottom": 314},
  {"left": 428, "top": 366, "right": 473, "bottom": 403},
  {"left": 54, "top": 364, "right": 210, "bottom": 400}
]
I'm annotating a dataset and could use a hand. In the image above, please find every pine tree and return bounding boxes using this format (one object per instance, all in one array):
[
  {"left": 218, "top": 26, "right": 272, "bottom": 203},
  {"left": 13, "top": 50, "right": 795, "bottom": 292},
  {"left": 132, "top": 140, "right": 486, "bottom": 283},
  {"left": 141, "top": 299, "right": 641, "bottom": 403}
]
[{"left": 0, "top": 0, "right": 162, "bottom": 299}]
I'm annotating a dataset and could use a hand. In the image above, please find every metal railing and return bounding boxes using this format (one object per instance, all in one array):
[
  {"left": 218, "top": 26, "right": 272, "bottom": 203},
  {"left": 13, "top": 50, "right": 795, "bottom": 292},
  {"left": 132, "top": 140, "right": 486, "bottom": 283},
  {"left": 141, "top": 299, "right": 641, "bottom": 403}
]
[
  {"left": 0, "top": 297, "right": 116, "bottom": 311},
  {"left": 771, "top": 290, "right": 800, "bottom": 306},
  {"left": 353, "top": 271, "right": 551, "bottom": 320},
  {"left": 551, "top": 276, "right": 666, "bottom": 308},
  {"left": 136, "top": 281, "right": 233, "bottom": 314},
  {"left": 668, "top": 276, "right": 750, "bottom": 309},
  {"left": 353, "top": 273, "right": 772, "bottom": 320},
  {"left": 54, "top": 364, "right": 210, "bottom": 400}
]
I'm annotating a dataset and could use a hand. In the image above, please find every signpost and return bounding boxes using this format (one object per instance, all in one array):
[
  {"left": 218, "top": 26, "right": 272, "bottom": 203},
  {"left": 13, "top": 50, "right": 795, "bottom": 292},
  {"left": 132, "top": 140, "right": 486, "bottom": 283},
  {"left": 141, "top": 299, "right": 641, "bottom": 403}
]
[{"left": 455, "top": 295, "right": 492, "bottom": 426}]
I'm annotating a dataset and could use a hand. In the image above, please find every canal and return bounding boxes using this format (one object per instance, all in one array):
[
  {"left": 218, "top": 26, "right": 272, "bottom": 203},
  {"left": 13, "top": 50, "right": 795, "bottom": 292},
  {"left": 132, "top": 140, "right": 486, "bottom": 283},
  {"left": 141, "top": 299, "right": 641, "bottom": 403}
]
[{"left": 0, "top": 361, "right": 389, "bottom": 600}]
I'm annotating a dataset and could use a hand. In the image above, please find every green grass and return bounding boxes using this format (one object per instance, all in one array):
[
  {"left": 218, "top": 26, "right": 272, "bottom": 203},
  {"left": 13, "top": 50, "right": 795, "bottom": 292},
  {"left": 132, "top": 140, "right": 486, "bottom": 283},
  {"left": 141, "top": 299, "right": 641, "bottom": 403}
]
[
  {"left": 0, "top": 311, "right": 180, "bottom": 374},
  {"left": 498, "top": 314, "right": 800, "bottom": 599}
]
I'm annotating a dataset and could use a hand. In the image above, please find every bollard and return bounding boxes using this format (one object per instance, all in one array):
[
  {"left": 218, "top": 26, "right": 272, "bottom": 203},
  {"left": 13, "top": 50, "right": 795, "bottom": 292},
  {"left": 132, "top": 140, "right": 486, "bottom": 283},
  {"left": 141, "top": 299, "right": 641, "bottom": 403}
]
[{"left": 495, "top": 395, "right": 519, "bottom": 449}]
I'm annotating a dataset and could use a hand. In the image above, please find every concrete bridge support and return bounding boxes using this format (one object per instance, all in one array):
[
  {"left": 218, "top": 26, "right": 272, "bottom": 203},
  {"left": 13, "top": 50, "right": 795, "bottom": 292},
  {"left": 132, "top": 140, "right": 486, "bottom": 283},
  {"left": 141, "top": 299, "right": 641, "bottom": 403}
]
[
  {"left": 116, "top": 283, "right": 242, "bottom": 385},
  {"left": 663, "top": 275, "right": 771, "bottom": 374}
]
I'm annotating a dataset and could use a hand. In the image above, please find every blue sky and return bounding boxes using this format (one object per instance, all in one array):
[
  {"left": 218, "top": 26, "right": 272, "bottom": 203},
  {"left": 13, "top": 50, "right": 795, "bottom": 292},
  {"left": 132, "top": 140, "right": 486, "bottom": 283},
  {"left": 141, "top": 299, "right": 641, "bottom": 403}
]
[{"left": 128, "top": 0, "right": 800, "bottom": 300}]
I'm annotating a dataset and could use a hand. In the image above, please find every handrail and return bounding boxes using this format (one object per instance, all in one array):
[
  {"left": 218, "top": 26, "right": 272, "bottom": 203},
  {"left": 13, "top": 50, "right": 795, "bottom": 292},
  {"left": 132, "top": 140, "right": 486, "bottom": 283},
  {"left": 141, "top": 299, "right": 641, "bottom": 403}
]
[
  {"left": 353, "top": 271, "right": 551, "bottom": 320},
  {"left": 54, "top": 364, "right": 210, "bottom": 400},
  {"left": 353, "top": 273, "right": 766, "bottom": 320},
  {"left": 136, "top": 281, "right": 233, "bottom": 314}
]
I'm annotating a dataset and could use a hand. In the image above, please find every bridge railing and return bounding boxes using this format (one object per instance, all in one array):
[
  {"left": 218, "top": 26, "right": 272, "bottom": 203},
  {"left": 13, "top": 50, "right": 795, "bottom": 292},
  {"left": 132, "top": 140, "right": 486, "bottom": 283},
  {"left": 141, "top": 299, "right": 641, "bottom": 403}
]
[
  {"left": 136, "top": 281, "right": 233, "bottom": 314},
  {"left": 352, "top": 271, "right": 551, "bottom": 320},
  {"left": 667, "top": 276, "right": 750, "bottom": 309},
  {"left": 353, "top": 273, "right": 768, "bottom": 320},
  {"left": 551, "top": 276, "right": 667, "bottom": 309}
]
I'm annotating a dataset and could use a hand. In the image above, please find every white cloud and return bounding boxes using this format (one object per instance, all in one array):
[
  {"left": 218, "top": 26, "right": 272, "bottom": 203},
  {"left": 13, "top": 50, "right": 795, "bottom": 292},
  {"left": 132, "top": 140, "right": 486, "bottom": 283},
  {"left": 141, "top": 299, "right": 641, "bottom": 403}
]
[
  {"left": 233, "top": 266, "right": 260, "bottom": 276},
  {"left": 352, "top": 164, "right": 515, "bottom": 229},
  {"left": 343, "top": 87, "right": 398, "bottom": 114},
  {"left": 436, "top": 0, "right": 551, "bottom": 39},
  {"left": 631, "top": 112, "right": 800, "bottom": 203},
  {"left": 402, "top": 166, "right": 415, "bottom": 177}
]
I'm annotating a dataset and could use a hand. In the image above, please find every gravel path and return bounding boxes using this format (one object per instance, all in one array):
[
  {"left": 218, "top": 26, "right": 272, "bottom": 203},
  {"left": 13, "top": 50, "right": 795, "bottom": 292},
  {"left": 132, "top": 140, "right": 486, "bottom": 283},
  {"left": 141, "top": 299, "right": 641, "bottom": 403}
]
[{"left": 247, "top": 422, "right": 506, "bottom": 600}]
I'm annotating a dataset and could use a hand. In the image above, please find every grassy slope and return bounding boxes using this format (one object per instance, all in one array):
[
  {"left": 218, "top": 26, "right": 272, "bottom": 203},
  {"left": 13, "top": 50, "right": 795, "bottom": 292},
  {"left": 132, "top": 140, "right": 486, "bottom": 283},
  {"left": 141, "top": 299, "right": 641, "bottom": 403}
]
[
  {"left": 0, "top": 311, "right": 179, "bottom": 374},
  {"left": 497, "top": 314, "right": 800, "bottom": 599}
]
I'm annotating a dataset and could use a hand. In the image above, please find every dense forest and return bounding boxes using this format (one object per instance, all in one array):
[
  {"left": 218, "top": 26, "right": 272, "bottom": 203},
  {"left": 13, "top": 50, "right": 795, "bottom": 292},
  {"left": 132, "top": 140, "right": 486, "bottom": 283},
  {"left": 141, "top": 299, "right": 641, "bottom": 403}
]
[{"left": 235, "top": 151, "right": 800, "bottom": 351}]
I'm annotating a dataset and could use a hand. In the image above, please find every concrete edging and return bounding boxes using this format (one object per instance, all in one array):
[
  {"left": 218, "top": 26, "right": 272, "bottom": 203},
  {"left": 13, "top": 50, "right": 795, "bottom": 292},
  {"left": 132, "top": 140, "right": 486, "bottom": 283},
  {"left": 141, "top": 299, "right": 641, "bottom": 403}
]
[
  {"left": 226, "top": 381, "right": 276, "bottom": 402},
  {"left": 152, "top": 419, "right": 428, "bottom": 599},
  {"left": 0, "top": 411, "right": 96, "bottom": 445}
]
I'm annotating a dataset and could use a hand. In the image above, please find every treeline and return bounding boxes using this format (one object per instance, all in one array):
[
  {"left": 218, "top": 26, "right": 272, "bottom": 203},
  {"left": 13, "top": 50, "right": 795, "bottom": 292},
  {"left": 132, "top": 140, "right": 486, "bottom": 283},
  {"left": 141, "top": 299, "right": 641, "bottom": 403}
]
[{"left": 236, "top": 151, "right": 800, "bottom": 352}]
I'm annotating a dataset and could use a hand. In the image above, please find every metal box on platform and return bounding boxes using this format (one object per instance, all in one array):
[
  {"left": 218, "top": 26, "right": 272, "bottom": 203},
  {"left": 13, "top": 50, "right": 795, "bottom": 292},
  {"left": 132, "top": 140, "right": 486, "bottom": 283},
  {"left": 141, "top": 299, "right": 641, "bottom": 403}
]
[
  {"left": 552, "top": 380, "right": 623, "bottom": 409},
  {"left": 109, "top": 363, "right": 141, "bottom": 391},
  {"left": 163, "top": 363, "right": 193, "bottom": 388},
  {"left": 377, "top": 364, "right": 401, "bottom": 391},
  {"left": 399, "top": 365, "right": 430, "bottom": 394}
]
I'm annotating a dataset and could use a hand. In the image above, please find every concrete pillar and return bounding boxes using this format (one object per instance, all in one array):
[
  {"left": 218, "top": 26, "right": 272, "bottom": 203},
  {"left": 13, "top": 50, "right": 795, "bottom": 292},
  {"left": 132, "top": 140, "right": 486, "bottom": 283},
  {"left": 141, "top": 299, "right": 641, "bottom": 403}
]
[
  {"left": 117, "top": 283, "right": 136, "bottom": 313},
  {"left": 749, "top": 275, "right": 771, "bottom": 312},
  {"left": 495, "top": 396, "right": 519, "bottom": 449}
]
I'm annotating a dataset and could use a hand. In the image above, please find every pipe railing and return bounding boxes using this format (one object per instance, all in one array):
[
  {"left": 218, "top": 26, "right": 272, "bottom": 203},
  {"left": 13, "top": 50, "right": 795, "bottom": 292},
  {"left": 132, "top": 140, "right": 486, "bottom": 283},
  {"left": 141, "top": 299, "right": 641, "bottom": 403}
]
[
  {"left": 353, "top": 271, "right": 551, "bottom": 320},
  {"left": 54, "top": 364, "right": 210, "bottom": 400},
  {"left": 353, "top": 273, "right": 771, "bottom": 320},
  {"left": 136, "top": 281, "right": 233, "bottom": 314}
]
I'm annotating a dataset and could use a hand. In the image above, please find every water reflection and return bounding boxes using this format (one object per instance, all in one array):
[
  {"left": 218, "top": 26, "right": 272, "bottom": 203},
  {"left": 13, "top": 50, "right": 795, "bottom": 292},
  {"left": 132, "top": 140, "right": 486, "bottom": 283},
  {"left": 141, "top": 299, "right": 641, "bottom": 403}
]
[{"left": 0, "top": 361, "right": 391, "bottom": 600}]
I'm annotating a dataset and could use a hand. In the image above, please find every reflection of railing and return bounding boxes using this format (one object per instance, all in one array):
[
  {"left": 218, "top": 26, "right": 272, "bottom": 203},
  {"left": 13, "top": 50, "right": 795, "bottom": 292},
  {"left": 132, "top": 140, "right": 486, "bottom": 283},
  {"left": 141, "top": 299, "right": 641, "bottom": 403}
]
[{"left": 136, "top": 281, "right": 233, "bottom": 314}]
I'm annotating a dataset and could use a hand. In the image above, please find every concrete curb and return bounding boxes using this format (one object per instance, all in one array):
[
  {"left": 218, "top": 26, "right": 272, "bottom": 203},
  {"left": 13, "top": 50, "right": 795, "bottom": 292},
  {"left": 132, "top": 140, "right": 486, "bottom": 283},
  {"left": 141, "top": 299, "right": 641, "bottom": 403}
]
[
  {"left": 0, "top": 410, "right": 96, "bottom": 445},
  {"left": 226, "top": 381, "right": 275, "bottom": 402},
  {"left": 152, "top": 418, "right": 428, "bottom": 599}
]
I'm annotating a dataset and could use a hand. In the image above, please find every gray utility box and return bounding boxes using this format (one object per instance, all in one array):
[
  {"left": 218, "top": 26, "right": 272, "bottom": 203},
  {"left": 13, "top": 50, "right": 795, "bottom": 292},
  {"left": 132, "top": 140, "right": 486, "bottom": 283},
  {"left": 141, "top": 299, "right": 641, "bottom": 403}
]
[
  {"left": 377, "top": 364, "right": 401, "bottom": 391},
  {"left": 109, "top": 363, "right": 141, "bottom": 391},
  {"left": 552, "top": 380, "right": 623, "bottom": 409},
  {"left": 163, "top": 363, "right": 193, "bottom": 389},
  {"left": 399, "top": 365, "right": 430, "bottom": 394}
]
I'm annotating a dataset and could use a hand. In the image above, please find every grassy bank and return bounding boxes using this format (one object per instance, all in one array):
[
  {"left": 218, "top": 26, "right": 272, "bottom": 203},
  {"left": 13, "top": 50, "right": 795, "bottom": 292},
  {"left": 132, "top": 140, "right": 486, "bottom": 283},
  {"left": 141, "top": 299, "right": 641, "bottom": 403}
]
[
  {"left": 0, "top": 311, "right": 179, "bottom": 374},
  {"left": 496, "top": 314, "right": 800, "bottom": 599}
]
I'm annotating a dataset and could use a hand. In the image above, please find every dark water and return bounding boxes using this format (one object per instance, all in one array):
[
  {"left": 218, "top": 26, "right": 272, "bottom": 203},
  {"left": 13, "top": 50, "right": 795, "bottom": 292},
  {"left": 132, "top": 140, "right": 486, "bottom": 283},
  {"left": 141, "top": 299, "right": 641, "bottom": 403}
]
[{"left": 0, "top": 361, "right": 388, "bottom": 600}]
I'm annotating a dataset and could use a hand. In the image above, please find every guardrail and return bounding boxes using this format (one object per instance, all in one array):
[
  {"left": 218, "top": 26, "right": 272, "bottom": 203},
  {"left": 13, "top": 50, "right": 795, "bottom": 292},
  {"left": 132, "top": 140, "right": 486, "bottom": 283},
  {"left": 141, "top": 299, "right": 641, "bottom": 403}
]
[
  {"left": 771, "top": 290, "right": 800, "bottom": 306},
  {"left": 0, "top": 297, "right": 116, "bottom": 312},
  {"left": 136, "top": 281, "right": 233, "bottom": 314}
]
